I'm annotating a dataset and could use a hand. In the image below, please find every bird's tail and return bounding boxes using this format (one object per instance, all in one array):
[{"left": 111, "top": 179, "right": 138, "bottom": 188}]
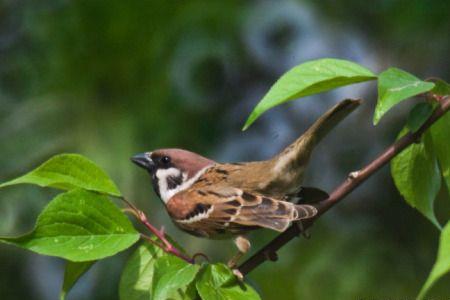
[{"left": 273, "top": 99, "right": 361, "bottom": 174}]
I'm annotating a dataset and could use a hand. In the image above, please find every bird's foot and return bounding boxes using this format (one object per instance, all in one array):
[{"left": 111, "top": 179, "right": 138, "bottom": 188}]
[
  {"left": 227, "top": 257, "right": 239, "bottom": 269},
  {"left": 227, "top": 235, "right": 250, "bottom": 269}
]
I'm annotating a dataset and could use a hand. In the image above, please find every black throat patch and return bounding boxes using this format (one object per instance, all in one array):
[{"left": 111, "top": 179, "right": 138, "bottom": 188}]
[
  {"left": 150, "top": 169, "right": 184, "bottom": 202},
  {"left": 166, "top": 174, "right": 183, "bottom": 190}
]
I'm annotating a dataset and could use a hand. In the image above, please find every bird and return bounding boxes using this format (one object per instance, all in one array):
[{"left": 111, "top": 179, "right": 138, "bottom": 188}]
[{"left": 131, "top": 99, "right": 360, "bottom": 268}]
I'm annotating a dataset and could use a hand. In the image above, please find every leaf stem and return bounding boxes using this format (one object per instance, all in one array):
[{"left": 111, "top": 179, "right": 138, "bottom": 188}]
[{"left": 238, "top": 95, "right": 450, "bottom": 276}]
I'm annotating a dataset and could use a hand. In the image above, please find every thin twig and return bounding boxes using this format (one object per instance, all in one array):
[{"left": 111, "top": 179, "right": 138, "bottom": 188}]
[
  {"left": 238, "top": 95, "right": 450, "bottom": 276},
  {"left": 119, "top": 196, "right": 194, "bottom": 263}
]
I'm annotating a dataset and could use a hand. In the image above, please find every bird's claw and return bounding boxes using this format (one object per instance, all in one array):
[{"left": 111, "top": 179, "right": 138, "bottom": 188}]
[{"left": 227, "top": 259, "right": 237, "bottom": 269}]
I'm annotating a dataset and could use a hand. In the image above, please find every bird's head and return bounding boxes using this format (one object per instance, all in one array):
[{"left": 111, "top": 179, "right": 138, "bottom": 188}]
[{"left": 131, "top": 148, "right": 214, "bottom": 203}]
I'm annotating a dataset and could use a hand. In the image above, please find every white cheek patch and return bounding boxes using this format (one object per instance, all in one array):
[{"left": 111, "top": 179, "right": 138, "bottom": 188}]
[
  {"left": 156, "top": 168, "right": 184, "bottom": 203},
  {"left": 156, "top": 165, "right": 213, "bottom": 203}
]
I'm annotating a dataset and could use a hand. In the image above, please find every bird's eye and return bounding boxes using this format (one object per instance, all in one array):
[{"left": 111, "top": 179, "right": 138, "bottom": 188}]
[{"left": 161, "top": 156, "right": 171, "bottom": 164}]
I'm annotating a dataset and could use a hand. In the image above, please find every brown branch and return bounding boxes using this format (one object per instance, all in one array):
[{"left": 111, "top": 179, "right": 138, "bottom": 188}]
[{"left": 238, "top": 95, "right": 450, "bottom": 276}]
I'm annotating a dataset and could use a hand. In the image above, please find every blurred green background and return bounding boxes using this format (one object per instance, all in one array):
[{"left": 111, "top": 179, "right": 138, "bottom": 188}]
[{"left": 1, "top": 0, "right": 450, "bottom": 299}]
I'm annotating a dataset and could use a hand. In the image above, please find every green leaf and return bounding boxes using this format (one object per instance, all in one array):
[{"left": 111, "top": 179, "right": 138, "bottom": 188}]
[
  {"left": 0, "top": 189, "right": 139, "bottom": 261},
  {"left": 119, "top": 242, "right": 164, "bottom": 300},
  {"left": 60, "top": 261, "right": 96, "bottom": 300},
  {"left": 152, "top": 255, "right": 200, "bottom": 300},
  {"left": 196, "top": 264, "right": 261, "bottom": 300},
  {"left": 243, "top": 58, "right": 376, "bottom": 130},
  {"left": 418, "top": 222, "right": 450, "bottom": 299},
  {"left": 374, "top": 68, "right": 435, "bottom": 124},
  {"left": 430, "top": 79, "right": 450, "bottom": 96},
  {"left": 0, "top": 153, "right": 121, "bottom": 197},
  {"left": 407, "top": 102, "right": 434, "bottom": 132},
  {"left": 391, "top": 129, "right": 441, "bottom": 228},
  {"left": 430, "top": 111, "right": 450, "bottom": 192},
  {"left": 120, "top": 242, "right": 198, "bottom": 300},
  {"left": 119, "top": 242, "right": 165, "bottom": 300}
]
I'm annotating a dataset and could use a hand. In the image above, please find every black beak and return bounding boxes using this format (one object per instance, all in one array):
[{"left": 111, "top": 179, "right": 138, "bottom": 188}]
[{"left": 131, "top": 153, "right": 154, "bottom": 170}]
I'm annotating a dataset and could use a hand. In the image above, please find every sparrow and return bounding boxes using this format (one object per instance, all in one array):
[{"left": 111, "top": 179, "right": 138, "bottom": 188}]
[{"left": 132, "top": 99, "right": 360, "bottom": 267}]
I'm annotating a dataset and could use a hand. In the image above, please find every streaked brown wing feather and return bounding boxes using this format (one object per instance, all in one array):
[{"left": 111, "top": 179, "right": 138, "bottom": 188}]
[
  {"left": 167, "top": 173, "right": 317, "bottom": 237},
  {"left": 211, "top": 191, "right": 317, "bottom": 232}
]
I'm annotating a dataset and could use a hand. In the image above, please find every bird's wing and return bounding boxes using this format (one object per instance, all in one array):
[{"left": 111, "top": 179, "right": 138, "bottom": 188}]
[
  {"left": 166, "top": 179, "right": 317, "bottom": 236},
  {"left": 208, "top": 188, "right": 317, "bottom": 232}
]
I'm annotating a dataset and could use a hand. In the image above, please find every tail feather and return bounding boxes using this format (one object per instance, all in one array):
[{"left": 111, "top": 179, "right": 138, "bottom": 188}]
[
  {"left": 289, "top": 186, "right": 330, "bottom": 204},
  {"left": 273, "top": 99, "right": 361, "bottom": 172}
]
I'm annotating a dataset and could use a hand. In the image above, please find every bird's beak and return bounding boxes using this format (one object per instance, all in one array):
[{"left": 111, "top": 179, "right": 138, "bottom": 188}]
[{"left": 131, "top": 153, "right": 155, "bottom": 171}]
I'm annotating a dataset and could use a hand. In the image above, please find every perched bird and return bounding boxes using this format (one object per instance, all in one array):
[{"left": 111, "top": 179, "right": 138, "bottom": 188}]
[{"left": 132, "top": 99, "right": 360, "bottom": 267}]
